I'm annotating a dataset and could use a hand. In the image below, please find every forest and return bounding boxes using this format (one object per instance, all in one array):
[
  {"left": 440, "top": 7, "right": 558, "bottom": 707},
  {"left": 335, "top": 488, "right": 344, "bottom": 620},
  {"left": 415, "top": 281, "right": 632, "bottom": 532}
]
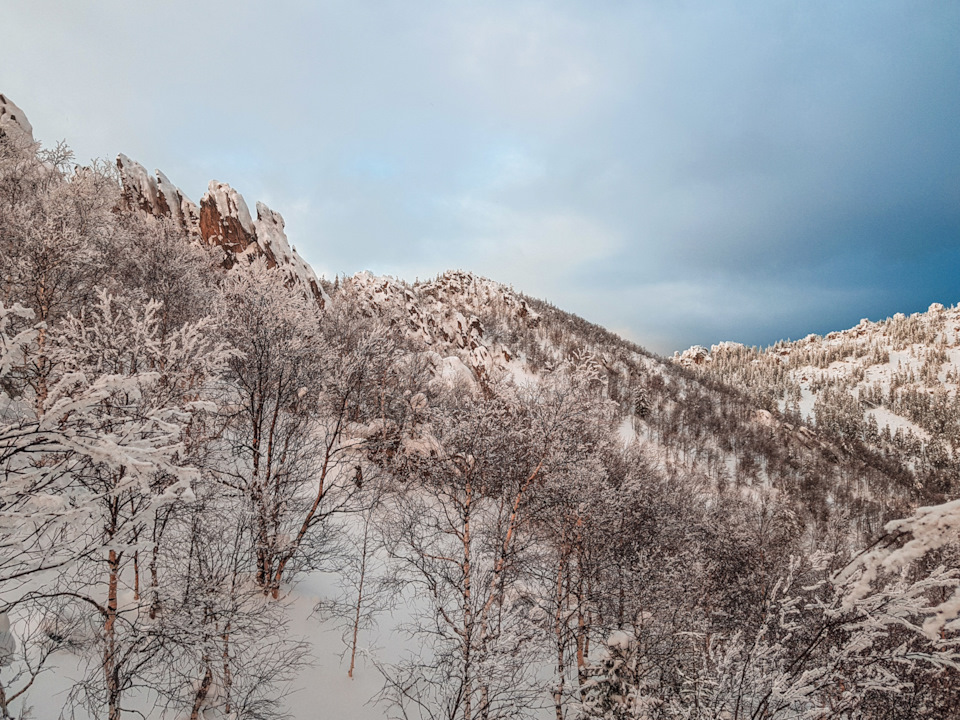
[{"left": 1, "top": 102, "right": 960, "bottom": 720}]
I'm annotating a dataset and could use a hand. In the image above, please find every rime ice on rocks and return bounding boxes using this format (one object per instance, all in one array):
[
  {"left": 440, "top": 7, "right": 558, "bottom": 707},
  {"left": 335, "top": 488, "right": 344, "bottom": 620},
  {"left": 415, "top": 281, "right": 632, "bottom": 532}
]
[
  {"left": 0, "top": 93, "right": 34, "bottom": 143},
  {"left": 115, "top": 157, "right": 328, "bottom": 307},
  {"left": 117, "top": 154, "right": 199, "bottom": 234}
]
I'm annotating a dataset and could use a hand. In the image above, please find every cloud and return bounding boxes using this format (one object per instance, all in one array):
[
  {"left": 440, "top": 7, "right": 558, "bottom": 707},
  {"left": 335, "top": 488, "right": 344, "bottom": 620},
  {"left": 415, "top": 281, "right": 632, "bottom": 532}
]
[{"left": 441, "top": 195, "right": 619, "bottom": 282}]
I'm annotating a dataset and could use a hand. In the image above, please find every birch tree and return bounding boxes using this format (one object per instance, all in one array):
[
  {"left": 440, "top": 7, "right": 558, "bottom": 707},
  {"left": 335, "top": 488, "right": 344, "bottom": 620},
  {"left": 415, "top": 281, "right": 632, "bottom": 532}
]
[
  {"left": 218, "top": 261, "right": 404, "bottom": 597},
  {"left": 1, "top": 291, "right": 226, "bottom": 720}
]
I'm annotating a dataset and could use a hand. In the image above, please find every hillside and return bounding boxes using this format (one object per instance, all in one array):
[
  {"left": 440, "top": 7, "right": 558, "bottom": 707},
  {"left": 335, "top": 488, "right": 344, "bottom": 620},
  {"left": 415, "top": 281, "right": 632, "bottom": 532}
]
[
  {"left": 1, "top": 92, "right": 959, "bottom": 720},
  {"left": 679, "top": 304, "right": 960, "bottom": 501}
]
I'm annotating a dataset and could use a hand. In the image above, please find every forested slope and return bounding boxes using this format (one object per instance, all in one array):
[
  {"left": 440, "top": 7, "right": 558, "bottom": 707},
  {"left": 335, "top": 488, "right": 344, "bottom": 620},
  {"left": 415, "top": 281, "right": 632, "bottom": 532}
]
[{"left": 1, "top": 92, "right": 959, "bottom": 720}]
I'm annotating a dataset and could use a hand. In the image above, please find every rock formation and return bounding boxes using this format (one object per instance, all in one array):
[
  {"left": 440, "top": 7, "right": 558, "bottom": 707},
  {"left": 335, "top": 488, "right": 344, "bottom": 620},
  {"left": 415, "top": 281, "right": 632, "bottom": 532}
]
[
  {"left": 0, "top": 93, "right": 34, "bottom": 143},
  {"left": 198, "top": 180, "right": 257, "bottom": 263},
  {"left": 117, "top": 154, "right": 199, "bottom": 235},
  {"left": 116, "top": 157, "right": 327, "bottom": 308},
  {"left": 344, "top": 270, "right": 540, "bottom": 384}
]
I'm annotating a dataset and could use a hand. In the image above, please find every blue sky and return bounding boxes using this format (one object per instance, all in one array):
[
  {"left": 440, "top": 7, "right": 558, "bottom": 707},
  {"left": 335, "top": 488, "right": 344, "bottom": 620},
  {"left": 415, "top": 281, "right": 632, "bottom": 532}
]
[{"left": 2, "top": 0, "right": 958, "bottom": 353}]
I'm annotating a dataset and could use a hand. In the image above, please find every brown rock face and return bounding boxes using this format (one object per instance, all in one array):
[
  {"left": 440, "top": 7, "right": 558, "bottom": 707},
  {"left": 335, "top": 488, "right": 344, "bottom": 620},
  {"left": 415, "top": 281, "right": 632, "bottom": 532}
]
[
  {"left": 115, "top": 156, "right": 328, "bottom": 308},
  {"left": 198, "top": 182, "right": 259, "bottom": 267},
  {"left": 116, "top": 154, "right": 199, "bottom": 235}
]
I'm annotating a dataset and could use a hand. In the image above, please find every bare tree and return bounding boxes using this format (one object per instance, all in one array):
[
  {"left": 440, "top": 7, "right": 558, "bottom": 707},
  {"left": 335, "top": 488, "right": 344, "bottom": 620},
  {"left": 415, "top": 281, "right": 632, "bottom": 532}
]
[
  {"left": 217, "top": 262, "right": 405, "bottom": 597},
  {"left": 379, "top": 363, "right": 606, "bottom": 720}
]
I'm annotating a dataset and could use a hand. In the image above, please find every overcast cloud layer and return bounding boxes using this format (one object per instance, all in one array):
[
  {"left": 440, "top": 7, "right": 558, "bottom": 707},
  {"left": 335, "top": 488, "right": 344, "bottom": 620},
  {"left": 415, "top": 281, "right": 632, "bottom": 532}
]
[{"left": 2, "top": 0, "right": 958, "bottom": 353}]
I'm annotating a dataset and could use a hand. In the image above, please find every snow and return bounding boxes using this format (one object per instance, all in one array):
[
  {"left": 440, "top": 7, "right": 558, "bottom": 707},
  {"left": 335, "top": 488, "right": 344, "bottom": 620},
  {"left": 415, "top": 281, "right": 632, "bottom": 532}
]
[
  {"left": 271, "top": 574, "right": 393, "bottom": 720},
  {"left": 117, "top": 153, "right": 159, "bottom": 209},
  {"left": 206, "top": 180, "right": 256, "bottom": 238},
  {"left": 797, "top": 384, "right": 816, "bottom": 420},
  {"left": 865, "top": 406, "right": 929, "bottom": 441},
  {"left": 606, "top": 629, "right": 633, "bottom": 651},
  {"left": 401, "top": 432, "right": 444, "bottom": 458},
  {"left": 0, "top": 93, "right": 34, "bottom": 141},
  {"left": 617, "top": 416, "right": 638, "bottom": 445},
  {"left": 433, "top": 354, "right": 477, "bottom": 388}
]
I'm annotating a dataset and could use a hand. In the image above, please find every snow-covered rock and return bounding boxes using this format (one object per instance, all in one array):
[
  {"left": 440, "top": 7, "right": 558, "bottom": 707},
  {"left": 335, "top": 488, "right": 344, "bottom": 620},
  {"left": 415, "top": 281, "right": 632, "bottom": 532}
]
[
  {"left": 199, "top": 180, "right": 258, "bottom": 263},
  {"left": 156, "top": 169, "right": 200, "bottom": 232},
  {"left": 117, "top": 154, "right": 199, "bottom": 234},
  {"left": 0, "top": 93, "right": 33, "bottom": 143},
  {"left": 115, "top": 156, "right": 327, "bottom": 307},
  {"left": 255, "top": 201, "right": 329, "bottom": 308},
  {"left": 117, "top": 153, "right": 159, "bottom": 214},
  {"left": 676, "top": 345, "right": 710, "bottom": 366},
  {"left": 344, "top": 270, "right": 539, "bottom": 385}
]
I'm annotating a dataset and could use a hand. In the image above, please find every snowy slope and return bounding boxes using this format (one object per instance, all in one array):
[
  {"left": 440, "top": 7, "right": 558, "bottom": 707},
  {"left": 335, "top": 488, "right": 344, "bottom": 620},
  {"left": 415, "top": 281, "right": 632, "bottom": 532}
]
[
  {"left": 678, "top": 302, "right": 960, "bottom": 494},
  {"left": 4, "top": 89, "right": 953, "bottom": 720}
]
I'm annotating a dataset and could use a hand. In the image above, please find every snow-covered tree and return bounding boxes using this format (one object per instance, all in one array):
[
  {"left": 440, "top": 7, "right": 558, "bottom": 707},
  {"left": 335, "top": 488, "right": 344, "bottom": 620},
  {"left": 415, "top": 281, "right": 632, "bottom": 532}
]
[
  {"left": 1, "top": 290, "right": 227, "bottom": 719},
  {"left": 216, "top": 260, "right": 404, "bottom": 597},
  {"left": 380, "top": 358, "right": 617, "bottom": 720}
]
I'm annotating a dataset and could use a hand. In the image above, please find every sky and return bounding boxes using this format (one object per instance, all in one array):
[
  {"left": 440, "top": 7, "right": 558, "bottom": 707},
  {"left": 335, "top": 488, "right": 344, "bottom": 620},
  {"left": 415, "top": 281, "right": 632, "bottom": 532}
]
[{"left": 2, "top": 1, "right": 958, "bottom": 354}]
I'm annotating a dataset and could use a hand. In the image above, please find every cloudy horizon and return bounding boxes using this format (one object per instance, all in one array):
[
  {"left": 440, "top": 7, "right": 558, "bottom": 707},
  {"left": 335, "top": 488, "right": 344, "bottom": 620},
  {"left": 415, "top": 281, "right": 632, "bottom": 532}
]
[{"left": 3, "top": 0, "right": 958, "bottom": 354}]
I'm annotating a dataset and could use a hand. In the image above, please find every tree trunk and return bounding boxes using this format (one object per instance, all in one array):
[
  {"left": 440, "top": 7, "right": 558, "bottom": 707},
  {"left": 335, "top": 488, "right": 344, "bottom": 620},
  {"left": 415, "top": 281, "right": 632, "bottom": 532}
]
[
  {"left": 463, "top": 477, "right": 473, "bottom": 720},
  {"left": 104, "top": 548, "right": 121, "bottom": 720},
  {"left": 553, "top": 549, "right": 569, "bottom": 720},
  {"left": 189, "top": 663, "right": 213, "bottom": 720},
  {"left": 348, "top": 516, "right": 371, "bottom": 679},
  {"left": 222, "top": 623, "right": 233, "bottom": 716}
]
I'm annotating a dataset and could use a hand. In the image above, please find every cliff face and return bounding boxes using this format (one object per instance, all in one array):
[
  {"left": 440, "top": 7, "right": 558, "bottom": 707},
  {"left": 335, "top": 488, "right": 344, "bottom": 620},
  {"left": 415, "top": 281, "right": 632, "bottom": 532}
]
[
  {"left": 116, "top": 154, "right": 328, "bottom": 308},
  {"left": 198, "top": 180, "right": 256, "bottom": 261},
  {"left": 117, "top": 153, "right": 200, "bottom": 233}
]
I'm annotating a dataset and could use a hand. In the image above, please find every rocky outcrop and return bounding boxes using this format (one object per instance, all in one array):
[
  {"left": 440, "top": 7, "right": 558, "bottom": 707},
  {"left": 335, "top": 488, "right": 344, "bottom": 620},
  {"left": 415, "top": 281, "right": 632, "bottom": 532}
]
[
  {"left": 254, "top": 202, "right": 328, "bottom": 306},
  {"left": 198, "top": 180, "right": 257, "bottom": 263},
  {"left": 676, "top": 345, "right": 710, "bottom": 367},
  {"left": 116, "top": 158, "right": 327, "bottom": 308},
  {"left": 0, "top": 93, "right": 34, "bottom": 144},
  {"left": 0, "top": 93, "right": 326, "bottom": 310},
  {"left": 117, "top": 154, "right": 160, "bottom": 214},
  {"left": 156, "top": 169, "right": 200, "bottom": 232},
  {"left": 344, "top": 270, "right": 540, "bottom": 385},
  {"left": 116, "top": 154, "right": 199, "bottom": 235}
]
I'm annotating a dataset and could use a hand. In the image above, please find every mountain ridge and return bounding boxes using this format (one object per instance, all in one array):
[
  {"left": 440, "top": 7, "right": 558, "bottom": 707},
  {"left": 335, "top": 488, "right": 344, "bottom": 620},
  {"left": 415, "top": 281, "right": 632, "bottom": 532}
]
[
  {"left": 4, "top": 90, "right": 941, "bottom": 524},
  {"left": 80, "top": 89, "right": 945, "bottom": 530},
  {"left": 3, "top": 90, "right": 960, "bottom": 719}
]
